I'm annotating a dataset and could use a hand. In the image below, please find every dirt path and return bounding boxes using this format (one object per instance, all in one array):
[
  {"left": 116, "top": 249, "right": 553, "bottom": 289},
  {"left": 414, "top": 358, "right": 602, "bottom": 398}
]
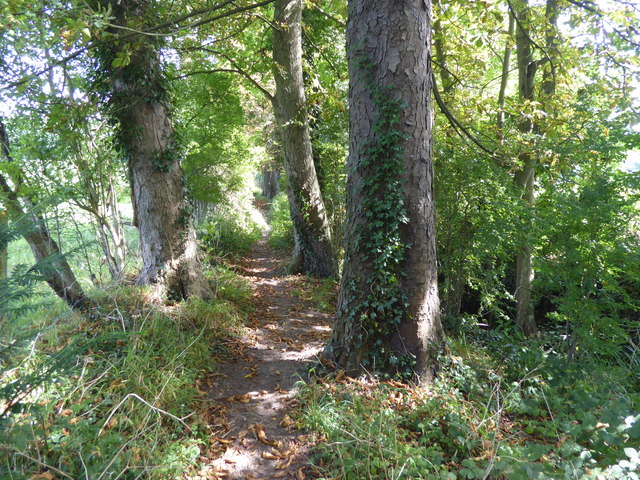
[{"left": 197, "top": 234, "right": 333, "bottom": 480}]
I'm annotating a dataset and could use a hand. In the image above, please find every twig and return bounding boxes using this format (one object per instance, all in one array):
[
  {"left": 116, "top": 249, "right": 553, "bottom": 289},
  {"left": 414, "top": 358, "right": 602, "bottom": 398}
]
[
  {"left": 10, "top": 450, "right": 75, "bottom": 479},
  {"left": 99, "top": 393, "right": 191, "bottom": 437}
]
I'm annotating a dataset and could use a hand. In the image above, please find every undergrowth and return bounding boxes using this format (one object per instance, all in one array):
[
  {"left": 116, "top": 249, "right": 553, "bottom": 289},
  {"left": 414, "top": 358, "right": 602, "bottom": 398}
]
[
  {"left": 0, "top": 270, "right": 251, "bottom": 479},
  {"left": 291, "top": 276, "right": 338, "bottom": 314},
  {"left": 199, "top": 216, "right": 261, "bottom": 260},
  {"left": 297, "top": 333, "right": 640, "bottom": 480},
  {"left": 268, "top": 192, "right": 294, "bottom": 252}
]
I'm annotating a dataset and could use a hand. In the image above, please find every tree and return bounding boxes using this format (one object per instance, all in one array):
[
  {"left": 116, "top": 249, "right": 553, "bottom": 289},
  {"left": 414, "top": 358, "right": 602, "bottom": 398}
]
[
  {"left": 92, "top": 0, "right": 212, "bottom": 300},
  {"left": 512, "top": 0, "right": 559, "bottom": 336},
  {"left": 326, "top": 0, "right": 443, "bottom": 380},
  {"left": 271, "top": 0, "right": 337, "bottom": 277},
  {"left": 0, "top": 119, "right": 88, "bottom": 308}
]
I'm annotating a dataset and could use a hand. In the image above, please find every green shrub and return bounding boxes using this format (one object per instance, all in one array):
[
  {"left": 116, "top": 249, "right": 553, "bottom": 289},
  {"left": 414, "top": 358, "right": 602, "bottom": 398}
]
[
  {"left": 268, "top": 192, "right": 294, "bottom": 251},
  {"left": 198, "top": 209, "right": 262, "bottom": 259},
  {"left": 297, "top": 335, "right": 640, "bottom": 480}
]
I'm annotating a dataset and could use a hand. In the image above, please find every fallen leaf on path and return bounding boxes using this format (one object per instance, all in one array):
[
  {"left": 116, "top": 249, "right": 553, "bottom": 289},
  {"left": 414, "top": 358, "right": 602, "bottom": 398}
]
[
  {"left": 30, "top": 472, "right": 56, "bottom": 480},
  {"left": 277, "top": 455, "right": 294, "bottom": 470},
  {"left": 280, "top": 415, "right": 294, "bottom": 428},
  {"left": 235, "top": 393, "right": 251, "bottom": 403},
  {"left": 262, "top": 451, "right": 279, "bottom": 460},
  {"left": 212, "top": 436, "right": 235, "bottom": 444},
  {"left": 250, "top": 423, "right": 277, "bottom": 446},
  {"left": 319, "top": 357, "right": 336, "bottom": 369}
]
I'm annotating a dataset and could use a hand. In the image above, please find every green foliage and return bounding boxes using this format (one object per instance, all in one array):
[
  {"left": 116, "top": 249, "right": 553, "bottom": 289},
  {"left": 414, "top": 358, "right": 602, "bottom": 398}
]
[
  {"left": 535, "top": 165, "right": 640, "bottom": 361},
  {"left": 176, "top": 72, "right": 256, "bottom": 205},
  {"left": 208, "top": 265, "right": 253, "bottom": 308},
  {"left": 0, "top": 270, "right": 249, "bottom": 479},
  {"left": 198, "top": 211, "right": 262, "bottom": 260},
  {"left": 268, "top": 191, "right": 294, "bottom": 251},
  {"left": 298, "top": 334, "right": 640, "bottom": 480}
]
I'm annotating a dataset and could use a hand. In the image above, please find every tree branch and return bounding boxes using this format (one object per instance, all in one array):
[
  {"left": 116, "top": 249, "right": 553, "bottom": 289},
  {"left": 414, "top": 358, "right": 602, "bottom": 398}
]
[
  {"left": 192, "top": 48, "right": 274, "bottom": 101},
  {"left": 430, "top": 71, "right": 498, "bottom": 157},
  {"left": 1, "top": 0, "right": 276, "bottom": 91}
]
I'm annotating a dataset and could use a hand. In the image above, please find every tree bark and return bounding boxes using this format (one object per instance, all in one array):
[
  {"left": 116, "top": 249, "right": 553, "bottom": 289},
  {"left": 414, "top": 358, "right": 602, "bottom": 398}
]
[
  {"left": 326, "top": 0, "right": 443, "bottom": 381},
  {"left": 272, "top": 0, "right": 337, "bottom": 278},
  {"left": 0, "top": 120, "right": 88, "bottom": 308},
  {"left": 95, "top": 0, "right": 211, "bottom": 300}
]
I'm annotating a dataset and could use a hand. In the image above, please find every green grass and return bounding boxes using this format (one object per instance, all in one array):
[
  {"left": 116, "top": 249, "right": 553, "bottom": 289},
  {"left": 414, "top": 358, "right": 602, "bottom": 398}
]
[
  {"left": 0, "top": 267, "right": 251, "bottom": 479},
  {"left": 296, "top": 334, "right": 640, "bottom": 480}
]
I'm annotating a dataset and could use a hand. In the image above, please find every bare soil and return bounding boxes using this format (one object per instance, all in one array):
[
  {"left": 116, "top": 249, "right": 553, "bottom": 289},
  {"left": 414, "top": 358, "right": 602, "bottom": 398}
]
[{"left": 194, "top": 234, "right": 333, "bottom": 480}]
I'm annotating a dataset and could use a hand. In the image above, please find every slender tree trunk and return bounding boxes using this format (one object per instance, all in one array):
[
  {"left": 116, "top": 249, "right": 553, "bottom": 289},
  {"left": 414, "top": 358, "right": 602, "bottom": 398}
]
[
  {"left": 497, "top": 13, "right": 516, "bottom": 141},
  {"left": 0, "top": 120, "right": 88, "bottom": 308},
  {"left": 542, "top": 0, "right": 559, "bottom": 100},
  {"left": 102, "top": 177, "right": 127, "bottom": 282},
  {"left": 261, "top": 161, "right": 280, "bottom": 199},
  {"left": 95, "top": 0, "right": 211, "bottom": 300},
  {"left": 272, "top": 0, "right": 337, "bottom": 278},
  {"left": 0, "top": 210, "right": 7, "bottom": 281},
  {"left": 513, "top": 0, "right": 538, "bottom": 336},
  {"left": 433, "top": 16, "right": 453, "bottom": 93},
  {"left": 512, "top": 0, "right": 559, "bottom": 336},
  {"left": 75, "top": 163, "right": 128, "bottom": 283},
  {"left": 326, "top": 0, "right": 443, "bottom": 381}
]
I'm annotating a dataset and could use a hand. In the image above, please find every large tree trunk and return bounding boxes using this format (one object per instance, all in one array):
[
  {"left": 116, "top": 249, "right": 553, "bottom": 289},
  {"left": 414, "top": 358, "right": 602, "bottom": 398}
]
[
  {"left": 0, "top": 120, "right": 88, "bottom": 309},
  {"left": 96, "top": 0, "right": 211, "bottom": 300},
  {"left": 326, "top": 0, "right": 443, "bottom": 381},
  {"left": 272, "top": 0, "right": 337, "bottom": 278}
]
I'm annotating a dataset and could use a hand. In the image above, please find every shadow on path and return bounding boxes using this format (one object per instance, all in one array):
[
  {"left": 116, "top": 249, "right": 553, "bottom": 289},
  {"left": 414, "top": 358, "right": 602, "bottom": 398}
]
[{"left": 197, "top": 232, "right": 333, "bottom": 479}]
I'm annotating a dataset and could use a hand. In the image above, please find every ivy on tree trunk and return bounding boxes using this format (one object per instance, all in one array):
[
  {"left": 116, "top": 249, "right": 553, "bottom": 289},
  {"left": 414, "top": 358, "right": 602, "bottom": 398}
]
[
  {"left": 326, "top": 0, "right": 443, "bottom": 381},
  {"left": 92, "top": 0, "right": 211, "bottom": 300}
]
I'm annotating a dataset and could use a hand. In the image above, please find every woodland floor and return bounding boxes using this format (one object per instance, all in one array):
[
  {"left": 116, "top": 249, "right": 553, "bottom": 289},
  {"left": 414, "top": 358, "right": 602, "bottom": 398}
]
[{"left": 195, "top": 232, "right": 333, "bottom": 480}]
